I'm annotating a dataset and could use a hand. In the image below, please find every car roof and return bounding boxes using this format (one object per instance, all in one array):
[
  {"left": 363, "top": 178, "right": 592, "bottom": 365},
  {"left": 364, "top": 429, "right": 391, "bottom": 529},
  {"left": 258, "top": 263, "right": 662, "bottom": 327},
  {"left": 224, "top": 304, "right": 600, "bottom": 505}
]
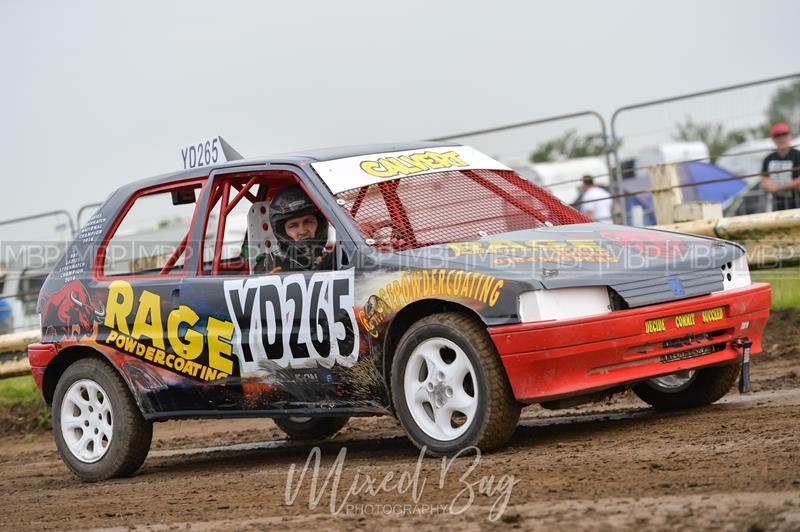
[{"left": 117, "top": 141, "right": 461, "bottom": 195}]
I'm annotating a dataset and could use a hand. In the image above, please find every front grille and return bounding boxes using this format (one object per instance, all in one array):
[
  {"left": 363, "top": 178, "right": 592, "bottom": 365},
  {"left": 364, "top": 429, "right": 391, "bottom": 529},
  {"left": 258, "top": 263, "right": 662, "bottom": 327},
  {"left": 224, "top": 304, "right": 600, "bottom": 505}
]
[{"left": 610, "top": 269, "right": 724, "bottom": 308}]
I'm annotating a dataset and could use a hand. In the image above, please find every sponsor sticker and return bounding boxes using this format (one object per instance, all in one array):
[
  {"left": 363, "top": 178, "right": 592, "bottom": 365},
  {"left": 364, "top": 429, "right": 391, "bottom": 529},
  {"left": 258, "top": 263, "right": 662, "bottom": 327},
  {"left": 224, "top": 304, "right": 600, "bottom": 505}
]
[
  {"left": 644, "top": 307, "right": 725, "bottom": 334},
  {"left": 645, "top": 318, "right": 667, "bottom": 334},
  {"left": 674, "top": 312, "right": 696, "bottom": 329},
  {"left": 311, "top": 146, "right": 510, "bottom": 194},
  {"left": 701, "top": 307, "right": 724, "bottom": 324}
]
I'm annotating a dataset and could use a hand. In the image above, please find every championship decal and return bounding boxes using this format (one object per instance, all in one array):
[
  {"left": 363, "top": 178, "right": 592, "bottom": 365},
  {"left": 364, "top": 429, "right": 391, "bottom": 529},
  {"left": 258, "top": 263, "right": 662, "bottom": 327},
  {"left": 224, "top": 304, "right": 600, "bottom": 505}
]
[
  {"left": 224, "top": 270, "right": 359, "bottom": 372},
  {"left": 100, "top": 280, "right": 235, "bottom": 381}
]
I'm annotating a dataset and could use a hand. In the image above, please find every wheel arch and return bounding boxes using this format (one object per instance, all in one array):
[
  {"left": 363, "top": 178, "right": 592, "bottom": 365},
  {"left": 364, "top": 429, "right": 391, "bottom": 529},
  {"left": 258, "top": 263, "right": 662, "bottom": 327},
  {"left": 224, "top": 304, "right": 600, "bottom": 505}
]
[
  {"left": 42, "top": 345, "right": 127, "bottom": 406},
  {"left": 381, "top": 298, "right": 486, "bottom": 408}
]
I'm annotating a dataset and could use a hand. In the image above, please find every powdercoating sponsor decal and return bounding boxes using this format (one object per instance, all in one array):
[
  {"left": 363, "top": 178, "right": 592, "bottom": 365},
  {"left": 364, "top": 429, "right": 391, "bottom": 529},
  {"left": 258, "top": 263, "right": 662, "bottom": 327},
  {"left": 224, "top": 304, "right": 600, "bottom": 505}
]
[
  {"left": 357, "top": 269, "right": 505, "bottom": 338},
  {"left": 311, "top": 146, "right": 510, "bottom": 194},
  {"left": 101, "top": 280, "right": 235, "bottom": 381},
  {"left": 644, "top": 307, "right": 725, "bottom": 334},
  {"left": 445, "top": 240, "right": 619, "bottom": 264},
  {"left": 224, "top": 270, "right": 359, "bottom": 372}
]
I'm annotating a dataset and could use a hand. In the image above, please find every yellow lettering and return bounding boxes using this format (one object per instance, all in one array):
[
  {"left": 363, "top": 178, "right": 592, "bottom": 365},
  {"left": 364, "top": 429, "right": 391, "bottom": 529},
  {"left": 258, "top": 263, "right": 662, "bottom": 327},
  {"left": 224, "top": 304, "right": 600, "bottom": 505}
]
[
  {"left": 479, "top": 276, "right": 493, "bottom": 303},
  {"left": 207, "top": 317, "right": 234, "bottom": 375},
  {"left": 702, "top": 307, "right": 724, "bottom": 323},
  {"left": 460, "top": 272, "right": 472, "bottom": 297},
  {"left": 645, "top": 319, "right": 667, "bottom": 334},
  {"left": 124, "top": 336, "right": 136, "bottom": 353},
  {"left": 360, "top": 160, "right": 393, "bottom": 177},
  {"left": 488, "top": 280, "right": 504, "bottom": 307},
  {"left": 675, "top": 313, "right": 696, "bottom": 328},
  {"left": 104, "top": 280, "right": 133, "bottom": 334},
  {"left": 441, "top": 150, "right": 468, "bottom": 167},
  {"left": 398, "top": 155, "right": 427, "bottom": 171},
  {"left": 167, "top": 305, "right": 203, "bottom": 360},
  {"left": 131, "top": 290, "right": 165, "bottom": 349}
]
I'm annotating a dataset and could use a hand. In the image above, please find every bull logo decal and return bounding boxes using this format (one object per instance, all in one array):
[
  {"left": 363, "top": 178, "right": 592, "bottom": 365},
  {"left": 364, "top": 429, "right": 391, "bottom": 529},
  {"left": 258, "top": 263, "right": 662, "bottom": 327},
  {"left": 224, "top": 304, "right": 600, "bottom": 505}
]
[{"left": 42, "top": 280, "right": 106, "bottom": 340}]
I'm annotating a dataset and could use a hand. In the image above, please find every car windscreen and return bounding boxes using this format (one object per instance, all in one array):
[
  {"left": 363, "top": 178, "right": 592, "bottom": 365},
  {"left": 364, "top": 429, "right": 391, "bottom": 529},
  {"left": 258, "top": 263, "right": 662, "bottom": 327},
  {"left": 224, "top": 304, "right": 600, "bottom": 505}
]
[{"left": 335, "top": 169, "right": 590, "bottom": 251}]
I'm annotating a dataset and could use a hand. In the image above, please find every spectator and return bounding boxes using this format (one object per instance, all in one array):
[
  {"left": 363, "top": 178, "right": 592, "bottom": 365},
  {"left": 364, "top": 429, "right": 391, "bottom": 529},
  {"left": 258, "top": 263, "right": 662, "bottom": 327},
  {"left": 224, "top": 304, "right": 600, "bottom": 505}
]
[
  {"left": 760, "top": 122, "right": 800, "bottom": 211},
  {"left": 577, "top": 175, "right": 613, "bottom": 222}
]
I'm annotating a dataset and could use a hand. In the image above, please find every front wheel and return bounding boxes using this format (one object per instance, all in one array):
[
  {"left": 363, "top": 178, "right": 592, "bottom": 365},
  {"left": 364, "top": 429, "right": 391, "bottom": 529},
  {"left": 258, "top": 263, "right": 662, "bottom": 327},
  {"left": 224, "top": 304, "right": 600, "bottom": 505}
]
[
  {"left": 391, "top": 313, "right": 520, "bottom": 456},
  {"left": 632, "top": 362, "right": 740, "bottom": 411},
  {"left": 52, "top": 358, "right": 152, "bottom": 482}
]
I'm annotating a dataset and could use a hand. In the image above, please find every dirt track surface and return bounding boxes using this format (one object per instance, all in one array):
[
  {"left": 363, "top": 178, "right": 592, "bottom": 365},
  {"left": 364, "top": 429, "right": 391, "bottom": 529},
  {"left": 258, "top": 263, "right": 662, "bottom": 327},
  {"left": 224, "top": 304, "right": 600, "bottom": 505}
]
[{"left": 1, "top": 312, "right": 799, "bottom": 531}]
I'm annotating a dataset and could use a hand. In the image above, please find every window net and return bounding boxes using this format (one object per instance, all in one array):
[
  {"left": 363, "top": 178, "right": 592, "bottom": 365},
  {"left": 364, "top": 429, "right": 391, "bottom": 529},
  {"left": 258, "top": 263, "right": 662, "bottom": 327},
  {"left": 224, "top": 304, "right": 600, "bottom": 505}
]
[{"left": 335, "top": 169, "right": 590, "bottom": 251}]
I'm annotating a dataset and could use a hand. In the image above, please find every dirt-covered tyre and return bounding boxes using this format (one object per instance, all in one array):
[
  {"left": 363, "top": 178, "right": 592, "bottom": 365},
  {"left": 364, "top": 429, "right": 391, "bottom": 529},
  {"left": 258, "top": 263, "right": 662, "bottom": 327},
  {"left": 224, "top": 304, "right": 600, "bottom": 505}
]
[
  {"left": 273, "top": 416, "right": 349, "bottom": 440},
  {"left": 52, "top": 358, "right": 152, "bottom": 482},
  {"left": 632, "top": 362, "right": 741, "bottom": 411},
  {"left": 391, "top": 312, "right": 521, "bottom": 456}
]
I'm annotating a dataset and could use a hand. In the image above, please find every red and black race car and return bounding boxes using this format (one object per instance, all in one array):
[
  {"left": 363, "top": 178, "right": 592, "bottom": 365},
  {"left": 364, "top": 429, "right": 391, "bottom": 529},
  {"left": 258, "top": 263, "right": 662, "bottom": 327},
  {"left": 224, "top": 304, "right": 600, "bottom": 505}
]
[{"left": 28, "top": 142, "right": 770, "bottom": 481}]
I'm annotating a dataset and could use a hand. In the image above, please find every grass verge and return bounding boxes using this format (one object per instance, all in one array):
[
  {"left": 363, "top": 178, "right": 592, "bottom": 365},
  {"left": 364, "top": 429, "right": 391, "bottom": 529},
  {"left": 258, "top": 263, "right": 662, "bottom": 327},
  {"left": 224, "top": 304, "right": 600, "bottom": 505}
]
[
  {"left": 751, "top": 266, "right": 800, "bottom": 309},
  {"left": 0, "top": 375, "right": 50, "bottom": 435}
]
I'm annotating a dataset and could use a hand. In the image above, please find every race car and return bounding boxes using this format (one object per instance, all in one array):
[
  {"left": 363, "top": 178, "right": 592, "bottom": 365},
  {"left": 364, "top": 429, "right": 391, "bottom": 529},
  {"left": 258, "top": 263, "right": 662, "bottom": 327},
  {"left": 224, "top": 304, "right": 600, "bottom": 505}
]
[{"left": 27, "top": 142, "right": 770, "bottom": 481}]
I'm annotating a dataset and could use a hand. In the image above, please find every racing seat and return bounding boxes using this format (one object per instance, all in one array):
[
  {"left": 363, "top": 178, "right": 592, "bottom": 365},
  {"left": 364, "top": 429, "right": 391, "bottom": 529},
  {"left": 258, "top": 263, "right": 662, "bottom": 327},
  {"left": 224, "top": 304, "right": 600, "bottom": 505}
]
[{"left": 246, "top": 200, "right": 277, "bottom": 273}]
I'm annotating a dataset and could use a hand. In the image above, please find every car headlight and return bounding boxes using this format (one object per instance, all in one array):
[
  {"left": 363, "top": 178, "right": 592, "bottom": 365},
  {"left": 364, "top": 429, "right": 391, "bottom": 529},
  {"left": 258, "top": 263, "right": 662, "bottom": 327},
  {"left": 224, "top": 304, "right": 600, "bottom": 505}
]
[
  {"left": 719, "top": 252, "right": 751, "bottom": 292},
  {"left": 518, "top": 287, "right": 611, "bottom": 323}
]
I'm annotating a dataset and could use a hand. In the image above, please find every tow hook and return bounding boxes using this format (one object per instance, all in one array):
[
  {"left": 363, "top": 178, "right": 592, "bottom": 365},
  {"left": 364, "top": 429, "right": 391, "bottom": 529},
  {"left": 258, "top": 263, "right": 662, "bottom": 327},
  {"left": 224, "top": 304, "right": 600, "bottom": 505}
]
[{"left": 733, "top": 338, "right": 753, "bottom": 393}]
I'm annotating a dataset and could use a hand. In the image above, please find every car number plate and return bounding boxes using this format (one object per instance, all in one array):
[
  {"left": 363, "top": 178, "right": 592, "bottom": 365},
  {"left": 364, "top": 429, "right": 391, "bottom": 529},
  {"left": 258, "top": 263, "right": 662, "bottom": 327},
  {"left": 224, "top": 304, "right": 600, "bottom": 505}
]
[{"left": 660, "top": 345, "right": 714, "bottom": 363}]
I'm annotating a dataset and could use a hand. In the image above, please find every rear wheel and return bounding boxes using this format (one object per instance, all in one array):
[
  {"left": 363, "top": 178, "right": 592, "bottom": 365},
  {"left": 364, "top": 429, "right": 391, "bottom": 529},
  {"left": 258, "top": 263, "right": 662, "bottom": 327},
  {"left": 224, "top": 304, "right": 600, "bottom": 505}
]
[
  {"left": 391, "top": 313, "right": 520, "bottom": 456},
  {"left": 273, "top": 416, "right": 349, "bottom": 440},
  {"left": 52, "top": 358, "right": 152, "bottom": 482},
  {"left": 633, "top": 363, "right": 740, "bottom": 411}
]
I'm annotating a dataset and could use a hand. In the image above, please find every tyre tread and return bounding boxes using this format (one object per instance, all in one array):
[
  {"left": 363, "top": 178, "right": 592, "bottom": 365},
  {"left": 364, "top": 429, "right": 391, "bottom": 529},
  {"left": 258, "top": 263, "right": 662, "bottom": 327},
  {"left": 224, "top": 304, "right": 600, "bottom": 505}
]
[
  {"left": 633, "top": 362, "right": 741, "bottom": 411},
  {"left": 392, "top": 312, "right": 520, "bottom": 456}
]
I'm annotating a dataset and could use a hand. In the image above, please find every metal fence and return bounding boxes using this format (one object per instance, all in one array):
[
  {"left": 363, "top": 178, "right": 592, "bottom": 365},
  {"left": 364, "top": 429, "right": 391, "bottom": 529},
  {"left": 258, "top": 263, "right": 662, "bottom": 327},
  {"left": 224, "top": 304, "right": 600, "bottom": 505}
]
[{"left": 432, "top": 110, "right": 617, "bottom": 203}]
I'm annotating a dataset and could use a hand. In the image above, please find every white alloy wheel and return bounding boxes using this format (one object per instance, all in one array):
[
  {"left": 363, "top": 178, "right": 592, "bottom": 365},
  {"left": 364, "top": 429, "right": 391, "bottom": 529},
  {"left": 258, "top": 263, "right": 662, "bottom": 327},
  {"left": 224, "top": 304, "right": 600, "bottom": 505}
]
[
  {"left": 60, "top": 379, "right": 113, "bottom": 463},
  {"left": 403, "top": 337, "right": 478, "bottom": 441},
  {"left": 647, "top": 370, "right": 697, "bottom": 392}
]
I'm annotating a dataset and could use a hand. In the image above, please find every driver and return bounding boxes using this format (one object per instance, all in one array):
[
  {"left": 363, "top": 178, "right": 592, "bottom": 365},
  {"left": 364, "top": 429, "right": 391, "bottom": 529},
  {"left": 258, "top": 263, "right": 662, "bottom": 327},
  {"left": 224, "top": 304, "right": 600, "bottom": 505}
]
[{"left": 261, "top": 185, "right": 333, "bottom": 272}]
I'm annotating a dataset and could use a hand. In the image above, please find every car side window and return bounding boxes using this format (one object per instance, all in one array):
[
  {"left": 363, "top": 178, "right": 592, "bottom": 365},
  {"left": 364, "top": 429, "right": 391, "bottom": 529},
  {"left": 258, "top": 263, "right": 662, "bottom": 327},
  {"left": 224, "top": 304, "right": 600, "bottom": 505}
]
[
  {"left": 101, "top": 183, "right": 201, "bottom": 277},
  {"left": 200, "top": 172, "right": 337, "bottom": 276}
]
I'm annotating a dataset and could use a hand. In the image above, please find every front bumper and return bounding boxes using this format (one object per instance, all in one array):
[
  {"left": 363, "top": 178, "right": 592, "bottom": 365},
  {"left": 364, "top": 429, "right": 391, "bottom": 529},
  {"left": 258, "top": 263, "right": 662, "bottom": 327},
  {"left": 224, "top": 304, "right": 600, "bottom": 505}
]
[{"left": 490, "top": 283, "right": 771, "bottom": 403}]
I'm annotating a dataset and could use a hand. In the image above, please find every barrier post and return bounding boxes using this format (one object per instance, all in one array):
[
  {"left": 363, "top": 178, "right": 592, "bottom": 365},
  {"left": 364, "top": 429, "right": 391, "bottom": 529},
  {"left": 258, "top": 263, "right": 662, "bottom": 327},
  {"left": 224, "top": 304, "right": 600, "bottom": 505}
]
[{"left": 650, "top": 164, "right": 682, "bottom": 224}]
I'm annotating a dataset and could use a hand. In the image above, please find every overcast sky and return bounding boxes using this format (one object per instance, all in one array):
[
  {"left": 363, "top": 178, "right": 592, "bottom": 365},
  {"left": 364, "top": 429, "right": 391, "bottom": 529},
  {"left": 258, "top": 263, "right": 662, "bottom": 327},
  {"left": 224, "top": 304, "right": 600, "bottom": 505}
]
[{"left": 1, "top": 0, "right": 798, "bottom": 233}]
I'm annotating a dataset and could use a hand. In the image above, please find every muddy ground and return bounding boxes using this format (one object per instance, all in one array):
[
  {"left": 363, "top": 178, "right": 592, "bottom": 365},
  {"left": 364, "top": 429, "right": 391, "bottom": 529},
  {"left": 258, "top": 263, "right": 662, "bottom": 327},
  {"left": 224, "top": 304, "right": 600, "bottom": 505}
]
[{"left": 0, "top": 311, "right": 798, "bottom": 531}]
